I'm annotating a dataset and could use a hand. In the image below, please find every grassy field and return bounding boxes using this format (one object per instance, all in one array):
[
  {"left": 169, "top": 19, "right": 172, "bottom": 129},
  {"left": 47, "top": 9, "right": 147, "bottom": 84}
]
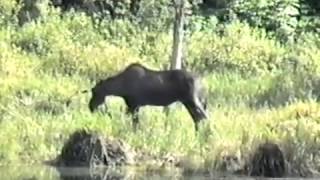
[{"left": 1, "top": 6, "right": 320, "bottom": 176}]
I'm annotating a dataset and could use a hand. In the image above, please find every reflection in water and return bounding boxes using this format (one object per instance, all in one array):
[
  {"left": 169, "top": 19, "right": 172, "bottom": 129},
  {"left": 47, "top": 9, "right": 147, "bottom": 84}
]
[
  {"left": 0, "top": 165, "right": 310, "bottom": 180},
  {"left": 0, "top": 165, "right": 222, "bottom": 180},
  {"left": 56, "top": 166, "right": 192, "bottom": 180},
  {"left": 56, "top": 166, "right": 128, "bottom": 180}
]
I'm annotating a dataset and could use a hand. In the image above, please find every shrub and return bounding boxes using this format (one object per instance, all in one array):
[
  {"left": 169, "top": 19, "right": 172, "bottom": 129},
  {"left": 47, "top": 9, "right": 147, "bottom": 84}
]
[
  {"left": 42, "top": 41, "right": 143, "bottom": 80},
  {"left": 0, "top": 0, "right": 20, "bottom": 26},
  {"left": 187, "top": 21, "right": 286, "bottom": 75}
]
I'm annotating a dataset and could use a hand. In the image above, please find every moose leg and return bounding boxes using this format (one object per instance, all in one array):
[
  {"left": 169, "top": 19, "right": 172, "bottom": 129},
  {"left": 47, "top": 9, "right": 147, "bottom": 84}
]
[
  {"left": 163, "top": 106, "right": 170, "bottom": 116},
  {"left": 123, "top": 98, "right": 140, "bottom": 131},
  {"left": 183, "top": 102, "right": 201, "bottom": 132},
  {"left": 128, "top": 106, "right": 140, "bottom": 131},
  {"left": 125, "top": 105, "right": 140, "bottom": 130}
]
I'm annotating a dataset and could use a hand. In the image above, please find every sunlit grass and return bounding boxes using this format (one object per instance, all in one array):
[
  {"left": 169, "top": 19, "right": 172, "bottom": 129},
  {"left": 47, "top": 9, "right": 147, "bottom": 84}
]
[{"left": 1, "top": 80, "right": 320, "bottom": 168}]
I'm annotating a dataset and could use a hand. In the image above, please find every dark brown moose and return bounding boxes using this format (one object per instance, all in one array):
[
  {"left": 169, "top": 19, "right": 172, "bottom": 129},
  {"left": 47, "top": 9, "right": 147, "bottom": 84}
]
[{"left": 88, "top": 63, "right": 208, "bottom": 131}]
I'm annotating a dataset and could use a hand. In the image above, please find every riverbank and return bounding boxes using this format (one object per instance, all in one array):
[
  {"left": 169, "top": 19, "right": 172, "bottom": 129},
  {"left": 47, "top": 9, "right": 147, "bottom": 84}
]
[{"left": 1, "top": 94, "right": 320, "bottom": 177}]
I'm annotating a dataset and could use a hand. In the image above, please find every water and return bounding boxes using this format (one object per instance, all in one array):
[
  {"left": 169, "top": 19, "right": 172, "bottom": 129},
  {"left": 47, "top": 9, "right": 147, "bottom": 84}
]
[{"left": 0, "top": 165, "right": 317, "bottom": 180}]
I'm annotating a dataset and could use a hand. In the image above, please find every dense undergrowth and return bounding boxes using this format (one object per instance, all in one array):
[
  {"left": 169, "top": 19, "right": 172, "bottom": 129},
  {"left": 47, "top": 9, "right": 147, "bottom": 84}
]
[{"left": 0, "top": 0, "right": 320, "bottom": 177}]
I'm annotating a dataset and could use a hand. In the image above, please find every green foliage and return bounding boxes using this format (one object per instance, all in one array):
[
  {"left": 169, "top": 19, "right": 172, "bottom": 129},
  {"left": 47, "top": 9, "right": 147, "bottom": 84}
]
[
  {"left": 252, "top": 70, "right": 320, "bottom": 108},
  {"left": 229, "top": 0, "right": 299, "bottom": 42},
  {"left": 187, "top": 21, "right": 287, "bottom": 75},
  {"left": 0, "top": 0, "right": 20, "bottom": 25},
  {"left": 197, "top": 0, "right": 319, "bottom": 43},
  {"left": 134, "top": 0, "right": 174, "bottom": 30}
]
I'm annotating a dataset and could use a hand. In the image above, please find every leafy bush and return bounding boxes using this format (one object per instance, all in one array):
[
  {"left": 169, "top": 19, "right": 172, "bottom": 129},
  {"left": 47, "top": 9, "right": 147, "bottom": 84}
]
[
  {"left": 230, "top": 0, "right": 300, "bottom": 42},
  {"left": 198, "top": 0, "right": 320, "bottom": 42},
  {"left": 252, "top": 70, "right": 320, "bottom": 108},
  {"left": 0, "top": 0, "right": 20, "bottom": 26},
  {"left": 187, "top": 21, "right": 286, "bottom": 75},
  {"left": 42, "top": 41, "right": 143, "bottom": 79}
]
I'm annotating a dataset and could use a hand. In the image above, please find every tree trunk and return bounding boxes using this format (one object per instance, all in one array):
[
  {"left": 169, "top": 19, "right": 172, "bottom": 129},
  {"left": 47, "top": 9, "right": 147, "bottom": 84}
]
[
  {"left": 164, "top": 0, "right": 186, "bottom": 119},
  {"left": 170, "top": 0, "right": 185, "bottom": 70}
]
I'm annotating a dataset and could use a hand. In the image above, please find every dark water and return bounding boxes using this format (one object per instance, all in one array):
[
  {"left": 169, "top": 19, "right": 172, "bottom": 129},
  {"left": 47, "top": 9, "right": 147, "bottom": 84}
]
[{"left": 0, "top": 165, "right": 316, "bottom": 180}]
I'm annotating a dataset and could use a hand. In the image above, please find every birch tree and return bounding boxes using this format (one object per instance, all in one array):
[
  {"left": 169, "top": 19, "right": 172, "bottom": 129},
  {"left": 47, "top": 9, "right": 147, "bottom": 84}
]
[
  {"left": 164, "top": 0, "right": 186, "bottom": 117},
  {"left": 170, "top": 0, "right": 186, "bottom": 70}
]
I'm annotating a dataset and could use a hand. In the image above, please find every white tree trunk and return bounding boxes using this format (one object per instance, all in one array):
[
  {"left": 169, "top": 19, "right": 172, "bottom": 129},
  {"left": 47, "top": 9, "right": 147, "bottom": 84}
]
[
  {"left": 164, "top": 0, "right": 186, "bottom": 119},
  {"left": 170, "top": 0, "right": 185, "bottom": 70}
]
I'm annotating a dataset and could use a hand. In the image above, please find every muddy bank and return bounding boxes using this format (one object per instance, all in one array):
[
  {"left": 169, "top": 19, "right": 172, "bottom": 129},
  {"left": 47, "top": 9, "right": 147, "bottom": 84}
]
[
  {"left": 52, "top": 129, "right": 136, "bottom": 167},
  {"left": 246, "top": 142, "right": 286, "bottom": 177},
  {"left": 49, "top": 129, "right": 318, "bottom": 178},
  {"left": 218, "top": 141, "right": 320, "bottom": 178},
  {"left": 50, "top": 129, "right": 178, "bottom": 169}
]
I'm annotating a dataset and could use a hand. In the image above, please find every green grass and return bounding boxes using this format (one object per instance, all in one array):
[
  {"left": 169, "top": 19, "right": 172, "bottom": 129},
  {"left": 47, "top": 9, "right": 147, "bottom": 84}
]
[
  {"left": 1, "top": 71, "right": 320, "bottom": 174},
  {"left": 0, "top": 7, "right": 320, "bottom": 176}
]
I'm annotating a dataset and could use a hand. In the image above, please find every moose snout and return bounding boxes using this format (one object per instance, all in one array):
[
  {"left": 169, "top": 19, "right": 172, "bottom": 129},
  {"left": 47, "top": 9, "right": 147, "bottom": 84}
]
[
  {"left": 196, "top": 106, "right": 208, "bottom": 120},
  {"left": 89, "top": 104, "right": 95, "bottom": 112}
]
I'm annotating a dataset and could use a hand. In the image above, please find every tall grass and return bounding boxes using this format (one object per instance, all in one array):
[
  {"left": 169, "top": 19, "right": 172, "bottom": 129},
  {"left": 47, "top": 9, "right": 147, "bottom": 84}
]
[{"left": 0, "top": 6, "right": 320, "bottom": 176}]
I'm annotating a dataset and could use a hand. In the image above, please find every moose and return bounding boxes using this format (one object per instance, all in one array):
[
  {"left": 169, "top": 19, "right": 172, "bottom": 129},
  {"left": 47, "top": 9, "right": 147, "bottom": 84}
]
[{"left": 87, "top": 63, "right": 209, "bottom": 131}]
